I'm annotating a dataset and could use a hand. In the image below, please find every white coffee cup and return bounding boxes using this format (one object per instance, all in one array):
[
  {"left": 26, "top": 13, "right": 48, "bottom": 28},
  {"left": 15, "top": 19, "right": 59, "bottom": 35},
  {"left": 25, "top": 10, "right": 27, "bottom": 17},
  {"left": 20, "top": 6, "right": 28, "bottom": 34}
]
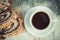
[{"left": 24, "top": 6, "right": 57, "bottom": 37}]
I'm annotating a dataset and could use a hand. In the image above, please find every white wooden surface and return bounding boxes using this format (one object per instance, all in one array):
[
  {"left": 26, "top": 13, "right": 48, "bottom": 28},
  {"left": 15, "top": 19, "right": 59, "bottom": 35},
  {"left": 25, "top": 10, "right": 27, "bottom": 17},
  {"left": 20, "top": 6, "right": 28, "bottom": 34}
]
[{"left": 5, "top": 0, "right": 60, "bottom": 40}]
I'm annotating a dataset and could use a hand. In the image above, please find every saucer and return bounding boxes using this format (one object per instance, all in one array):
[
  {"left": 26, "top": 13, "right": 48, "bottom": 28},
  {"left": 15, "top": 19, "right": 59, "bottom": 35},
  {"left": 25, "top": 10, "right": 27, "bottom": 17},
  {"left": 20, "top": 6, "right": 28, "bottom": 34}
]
[{"left": 24, "top": 6, "right": 58, "bottom": 37}]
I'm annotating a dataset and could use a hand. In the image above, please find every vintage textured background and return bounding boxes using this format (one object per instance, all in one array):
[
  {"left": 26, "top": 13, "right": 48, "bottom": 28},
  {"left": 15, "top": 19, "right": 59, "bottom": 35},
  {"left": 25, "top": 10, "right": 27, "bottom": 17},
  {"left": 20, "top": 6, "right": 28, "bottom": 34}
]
[{"left": 5, "top": 0, "right": 60, "bottom": 40}]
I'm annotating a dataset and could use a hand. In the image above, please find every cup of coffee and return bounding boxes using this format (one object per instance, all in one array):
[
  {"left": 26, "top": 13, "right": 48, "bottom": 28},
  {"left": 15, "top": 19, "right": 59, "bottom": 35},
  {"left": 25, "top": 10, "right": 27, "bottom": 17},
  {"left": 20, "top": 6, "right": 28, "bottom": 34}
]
[{"left": 24, "top": 6, "right": 57, "bottom": 37}]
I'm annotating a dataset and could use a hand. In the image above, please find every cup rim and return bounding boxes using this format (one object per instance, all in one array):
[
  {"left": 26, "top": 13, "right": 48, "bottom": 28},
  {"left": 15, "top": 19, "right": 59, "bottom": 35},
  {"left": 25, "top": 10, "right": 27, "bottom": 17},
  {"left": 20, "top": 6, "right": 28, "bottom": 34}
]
[
  {"left": 30, "top": 6, "right": 52, "bottom": 31},
  {"left": 30, "top": 11, "right": 51, "bottom": 30}
]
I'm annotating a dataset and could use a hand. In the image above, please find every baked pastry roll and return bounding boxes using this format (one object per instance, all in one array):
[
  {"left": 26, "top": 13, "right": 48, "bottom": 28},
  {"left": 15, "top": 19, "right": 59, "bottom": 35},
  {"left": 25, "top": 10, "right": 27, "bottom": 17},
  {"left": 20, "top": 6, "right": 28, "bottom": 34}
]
[{"left": 0, "top": 1, "right": 25, "bottom": 40}]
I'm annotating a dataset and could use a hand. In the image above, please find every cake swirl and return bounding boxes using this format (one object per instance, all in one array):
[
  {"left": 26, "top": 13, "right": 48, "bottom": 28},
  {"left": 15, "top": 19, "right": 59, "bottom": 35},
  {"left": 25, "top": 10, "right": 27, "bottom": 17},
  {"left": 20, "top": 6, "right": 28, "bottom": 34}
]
[{"left": 0, "top": 8, "right": 12, "bottom": 24}]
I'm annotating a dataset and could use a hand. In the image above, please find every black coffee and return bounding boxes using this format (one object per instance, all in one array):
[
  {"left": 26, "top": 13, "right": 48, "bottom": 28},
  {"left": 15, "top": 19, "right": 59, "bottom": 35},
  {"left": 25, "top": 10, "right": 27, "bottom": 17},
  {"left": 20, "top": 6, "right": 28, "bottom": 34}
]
[{"left": 32, "top": 12, "right": 50, "bottom": 30}]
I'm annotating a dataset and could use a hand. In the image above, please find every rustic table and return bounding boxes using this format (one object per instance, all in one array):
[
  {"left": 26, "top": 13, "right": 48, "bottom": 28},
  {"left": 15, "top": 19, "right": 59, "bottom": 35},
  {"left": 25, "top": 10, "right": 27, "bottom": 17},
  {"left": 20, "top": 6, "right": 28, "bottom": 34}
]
[{"left": 5, "top": 0, "right": 60, "bottom": 40}]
